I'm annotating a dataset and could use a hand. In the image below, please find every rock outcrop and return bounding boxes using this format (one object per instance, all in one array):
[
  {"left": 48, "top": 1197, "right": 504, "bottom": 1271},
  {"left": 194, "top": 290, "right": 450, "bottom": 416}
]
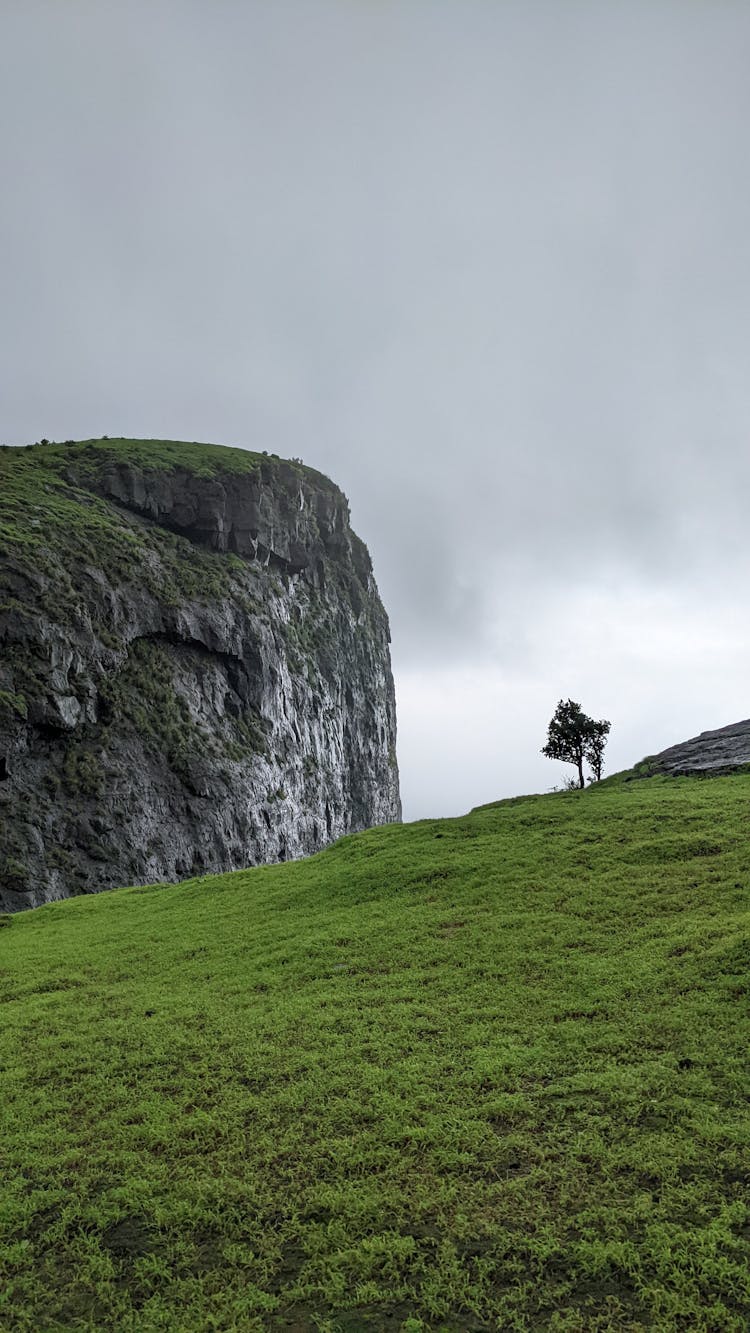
[
  {"left": 640, "top": 720, "right": 750, "bottom": 777},
  {"left": 0, "top": 439, "right": 401, "bottom": 911}
]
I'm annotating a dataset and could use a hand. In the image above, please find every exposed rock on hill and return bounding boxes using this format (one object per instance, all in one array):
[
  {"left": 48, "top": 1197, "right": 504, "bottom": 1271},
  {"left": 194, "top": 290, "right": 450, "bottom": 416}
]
[
  {"left": 0, "top": 439, "right": 401, "bottom": 911},
  {"left": 642, "top": 720, "right": 750, "bottom": 777}
]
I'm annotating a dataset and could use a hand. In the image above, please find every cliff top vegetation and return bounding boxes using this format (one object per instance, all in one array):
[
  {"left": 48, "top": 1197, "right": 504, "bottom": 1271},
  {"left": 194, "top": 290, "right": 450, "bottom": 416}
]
[
  {"left": 0, "top": 442, "right": 256, "bottom": 668},
  {"left": 0, "top": 437, "right": 340, "bottom": 560},
  {"left": 0, "top": 435, "right": 349, "bottom": 645},
  {"left": 2, "top": 435, "right": 340, "bottom": 485},
  {"left": 2, "top": 771, "right": 748, "bottom": 1330}
]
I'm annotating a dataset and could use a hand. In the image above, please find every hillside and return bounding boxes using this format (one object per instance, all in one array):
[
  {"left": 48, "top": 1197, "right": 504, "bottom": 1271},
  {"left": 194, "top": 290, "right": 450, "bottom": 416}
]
[
  {"left": 0, "top": 438, "right": 400, "bottom": 910},
  {"left": 1, "top": 774, "right": 749, "bottom": 1331}
]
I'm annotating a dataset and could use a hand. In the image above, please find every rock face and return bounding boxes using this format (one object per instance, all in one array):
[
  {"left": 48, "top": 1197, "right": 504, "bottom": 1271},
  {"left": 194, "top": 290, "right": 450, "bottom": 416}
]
[
  {"left": 643, "top": 720, "right": 750, "bottom": 777},
  {"left": 0, "top": 439, "right": 401, "bottom": 911}
]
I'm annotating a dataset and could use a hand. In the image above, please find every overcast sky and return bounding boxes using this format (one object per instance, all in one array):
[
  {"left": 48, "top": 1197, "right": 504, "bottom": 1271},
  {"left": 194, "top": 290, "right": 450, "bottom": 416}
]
[{"left": 3, "top": 1, "right": 750, "bottom": 820}]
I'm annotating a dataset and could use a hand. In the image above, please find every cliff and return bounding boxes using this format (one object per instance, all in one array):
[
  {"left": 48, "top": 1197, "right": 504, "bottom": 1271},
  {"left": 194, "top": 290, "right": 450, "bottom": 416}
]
[{"left": 0, "top": 438, "right": 401, "bottom": 910}]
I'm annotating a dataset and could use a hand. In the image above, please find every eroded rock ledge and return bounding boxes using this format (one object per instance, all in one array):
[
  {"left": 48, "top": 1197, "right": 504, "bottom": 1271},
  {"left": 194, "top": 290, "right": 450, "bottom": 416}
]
[{"left": 642, "top": 720, "right": 750, "bottom": 777}]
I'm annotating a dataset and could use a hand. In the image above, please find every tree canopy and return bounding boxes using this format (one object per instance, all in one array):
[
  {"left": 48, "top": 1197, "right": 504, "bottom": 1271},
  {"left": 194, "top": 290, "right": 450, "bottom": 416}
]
[{"left": 542, "top": 699, "right": 611, "bottom": 788}]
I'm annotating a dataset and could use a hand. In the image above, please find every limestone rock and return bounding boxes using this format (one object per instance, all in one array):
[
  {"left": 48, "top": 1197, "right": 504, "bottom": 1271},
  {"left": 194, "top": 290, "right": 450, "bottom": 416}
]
[
  {"left": 0, "top": 439, "right": 401, "bottom": 911},
  {"left": 641, "top": 720, "right": 750, "bottom": 777}
]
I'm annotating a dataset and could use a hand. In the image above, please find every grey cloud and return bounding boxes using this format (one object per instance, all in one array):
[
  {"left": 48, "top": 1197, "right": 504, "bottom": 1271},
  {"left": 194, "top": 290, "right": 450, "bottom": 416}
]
[{"left": 2, "top": 1, "right": 750, "bottom": 813}]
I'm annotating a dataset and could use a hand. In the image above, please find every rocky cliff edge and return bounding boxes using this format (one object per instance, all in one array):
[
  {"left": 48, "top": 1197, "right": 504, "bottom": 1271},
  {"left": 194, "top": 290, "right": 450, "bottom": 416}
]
[
  {"left": 636, "top": 720, "right": 750, "bottom": 778},
  {"left": 0, "top": 438, "right": 401, "bottom": 910}
]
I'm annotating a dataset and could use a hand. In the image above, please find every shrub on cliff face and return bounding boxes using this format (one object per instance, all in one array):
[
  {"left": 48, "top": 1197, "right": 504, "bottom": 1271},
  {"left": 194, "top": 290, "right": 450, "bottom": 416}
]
[
  {"left": 0, "top": 690, "right": 27, "bottom": 722},
  {"left": 63, "top": 748, "right": 104, "bottom": 799}
]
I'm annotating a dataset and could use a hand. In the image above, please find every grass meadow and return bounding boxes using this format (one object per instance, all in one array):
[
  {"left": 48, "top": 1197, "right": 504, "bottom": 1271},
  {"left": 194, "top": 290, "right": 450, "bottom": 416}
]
[{"left": 1, "top": 774, "right": 749, "bottom": 1331}]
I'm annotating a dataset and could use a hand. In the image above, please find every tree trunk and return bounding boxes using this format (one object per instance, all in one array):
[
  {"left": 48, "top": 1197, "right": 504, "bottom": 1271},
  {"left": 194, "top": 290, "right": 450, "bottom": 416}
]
[{"left": 577, "top": 755, "right": 585, "bottom": 788}]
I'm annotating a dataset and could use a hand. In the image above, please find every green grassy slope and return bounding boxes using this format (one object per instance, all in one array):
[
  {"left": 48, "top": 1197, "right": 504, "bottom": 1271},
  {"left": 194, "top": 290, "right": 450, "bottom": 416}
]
[{"left": 1, "top": 776, "right": 749, "bottom": 1332}]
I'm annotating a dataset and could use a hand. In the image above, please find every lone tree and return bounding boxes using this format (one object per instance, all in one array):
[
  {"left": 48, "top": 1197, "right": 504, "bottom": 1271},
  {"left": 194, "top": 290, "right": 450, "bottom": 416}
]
[{"left": 542, "top": 699, "right": 611, "bottom": 788}]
